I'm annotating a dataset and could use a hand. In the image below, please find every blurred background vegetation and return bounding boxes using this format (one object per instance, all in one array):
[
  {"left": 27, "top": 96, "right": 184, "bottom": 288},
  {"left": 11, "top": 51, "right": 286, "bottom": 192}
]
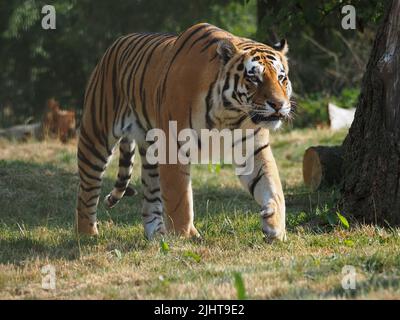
[{"left": 0, "top": 0, "right": 385, "bottom": 128}]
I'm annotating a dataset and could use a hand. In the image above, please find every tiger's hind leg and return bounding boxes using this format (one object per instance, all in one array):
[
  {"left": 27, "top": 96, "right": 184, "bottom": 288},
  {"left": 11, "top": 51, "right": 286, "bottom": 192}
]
[
  {"left": 76, "top": 127, "right": 117, "bottom": 235},
  {"left": 104, "top": 137, "right": 137, "bottom": 208},
  {"left": 139, "top": 146, "right": 166, "bottom": 239}
]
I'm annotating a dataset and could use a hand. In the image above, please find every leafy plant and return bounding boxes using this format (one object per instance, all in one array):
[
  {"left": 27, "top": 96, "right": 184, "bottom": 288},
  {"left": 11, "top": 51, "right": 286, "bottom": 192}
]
[
  {"left": 337, "top": 212, "right": 350, "bottom": 229},
  {"left": 160, "top": 239, "right": 170, "bottom": 254},
  {"left": 183, "top": 250, "right": 202, "bottom": 263},
  {"left": 233, "top": 272, "right": 247, "bottom": 300}
]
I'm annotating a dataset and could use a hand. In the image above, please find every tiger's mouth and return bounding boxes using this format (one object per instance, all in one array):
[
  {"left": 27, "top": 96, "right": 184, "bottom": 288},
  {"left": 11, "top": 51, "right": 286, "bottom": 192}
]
[{"left": 250, "top": 112, "right": 286, "bottom": 124}]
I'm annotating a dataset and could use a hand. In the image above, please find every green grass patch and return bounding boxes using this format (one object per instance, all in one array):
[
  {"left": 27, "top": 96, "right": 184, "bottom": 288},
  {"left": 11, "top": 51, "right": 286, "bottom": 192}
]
[{"left": 1, "top": 128, "right": 400, "bottom": 299}]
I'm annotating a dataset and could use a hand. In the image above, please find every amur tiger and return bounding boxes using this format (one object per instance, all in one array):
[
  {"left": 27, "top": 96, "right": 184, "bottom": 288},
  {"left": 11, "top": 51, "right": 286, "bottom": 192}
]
[{"left": 76, "top": 23, "right": 293, "bottom": 242}]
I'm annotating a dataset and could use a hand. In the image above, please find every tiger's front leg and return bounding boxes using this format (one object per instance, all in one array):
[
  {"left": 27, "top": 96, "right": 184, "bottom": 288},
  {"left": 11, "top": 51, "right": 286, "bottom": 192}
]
[
  {"left": 159, "top": 163, "right": 199, "bottom": 238},
  {"left": 237, "top": 129, "right": 286, "bottom": 241}
]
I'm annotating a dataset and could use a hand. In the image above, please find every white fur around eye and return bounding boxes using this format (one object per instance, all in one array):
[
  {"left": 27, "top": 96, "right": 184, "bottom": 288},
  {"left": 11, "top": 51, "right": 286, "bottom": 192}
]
[
  {"left": 286, "top": 80, "right": 292, "bottom": 97},
  {"left": 244, "top": 59, "right": 264, "bottom": 80}
]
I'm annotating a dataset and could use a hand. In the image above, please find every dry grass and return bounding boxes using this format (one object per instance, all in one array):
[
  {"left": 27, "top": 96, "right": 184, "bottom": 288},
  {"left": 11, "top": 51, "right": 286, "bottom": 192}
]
[{"left": 0, "top": 128, "right": 400, "bottom": 299}]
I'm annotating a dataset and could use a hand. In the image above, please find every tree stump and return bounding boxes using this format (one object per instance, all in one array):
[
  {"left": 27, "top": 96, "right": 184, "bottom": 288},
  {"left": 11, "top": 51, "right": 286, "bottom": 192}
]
[{"left": 303, "top": 146, "right": 344, "bottom": 191}]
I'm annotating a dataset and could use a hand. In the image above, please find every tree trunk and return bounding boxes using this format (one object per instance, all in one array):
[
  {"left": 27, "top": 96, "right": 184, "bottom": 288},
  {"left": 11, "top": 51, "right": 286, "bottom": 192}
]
[{"left": 341, "top": 0, "right": 400, "bottom": 224}]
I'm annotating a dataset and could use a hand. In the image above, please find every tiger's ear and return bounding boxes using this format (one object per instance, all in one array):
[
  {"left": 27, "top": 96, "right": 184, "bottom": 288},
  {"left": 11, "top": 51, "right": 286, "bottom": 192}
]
[
  {"left": 273, "top": 39, "right": 288, "bottom": 55},
  {"left": 217, "top": 39, "right": 238, "bottom": 64}
]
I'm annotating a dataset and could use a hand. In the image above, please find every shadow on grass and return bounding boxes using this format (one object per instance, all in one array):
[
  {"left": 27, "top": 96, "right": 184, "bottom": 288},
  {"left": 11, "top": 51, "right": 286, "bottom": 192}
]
[
  {"left": 0, "top": 159, "right": 148, "bottom": 263},
  {"left": 0, "top": 159, "right": 334, "bottom": 264}
]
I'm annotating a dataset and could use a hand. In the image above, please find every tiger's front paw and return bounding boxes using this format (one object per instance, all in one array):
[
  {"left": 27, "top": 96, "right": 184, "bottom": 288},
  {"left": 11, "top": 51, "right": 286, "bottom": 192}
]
[
  {"left": 76, "top": 210, "right": 99, "bottom": 236},
  {"left": 260, "top": 198, "right": 286, "bottom": 242}
]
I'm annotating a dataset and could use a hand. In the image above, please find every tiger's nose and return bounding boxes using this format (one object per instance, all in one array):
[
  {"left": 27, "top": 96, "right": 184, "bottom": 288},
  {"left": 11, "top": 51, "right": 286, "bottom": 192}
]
[{"left": 267, "top": 101, "right": 284, "bottom": 111}]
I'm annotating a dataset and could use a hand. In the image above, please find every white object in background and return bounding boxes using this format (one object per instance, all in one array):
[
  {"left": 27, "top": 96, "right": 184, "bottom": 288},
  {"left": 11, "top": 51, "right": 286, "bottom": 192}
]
[{"left": 328, "top": 103, "right": 356, "bottom": 131}]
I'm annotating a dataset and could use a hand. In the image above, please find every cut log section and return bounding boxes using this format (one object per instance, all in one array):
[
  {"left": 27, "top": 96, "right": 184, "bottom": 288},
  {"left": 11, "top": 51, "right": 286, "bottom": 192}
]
[{"left": 303, "top": 146, "right": 344, "bottom": 191}]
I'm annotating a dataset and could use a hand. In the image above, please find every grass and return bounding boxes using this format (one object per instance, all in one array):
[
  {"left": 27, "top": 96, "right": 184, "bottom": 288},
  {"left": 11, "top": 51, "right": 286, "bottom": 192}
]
[{"left": 0, "top": 128, "right": 400, "bottom": 299}]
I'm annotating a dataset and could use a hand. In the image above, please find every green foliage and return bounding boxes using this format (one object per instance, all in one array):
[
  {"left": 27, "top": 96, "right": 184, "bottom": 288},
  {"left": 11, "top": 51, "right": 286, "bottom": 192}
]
[
  {"left": 233, "top": 272, "right": 247, "bottom": 300},
  {"left": 257, "top": 0, "right": 386, "bottom": 94},
  {"left": 183, "top": 250, "right": 202, "bottom": 263},
  {"left": 0, "top": 0, "right": 255, "bottom": 127},
  {"left": 160, "top": 239, "right": 170, "bottom": 254},
  {"left": 337, "top": 212, "right": 350, "bottom": 229},
  {"left": 0, "top": 0, "right": 386, "bottom": 128},
  {"left": 314, "top": 204, "right": 350, "bottom": 229},
  {"left": 295, "top": 87, "right": 360, "bottom": 127},
  {"left": 210, "top": 0, "right": 257, "bottom": 38}
]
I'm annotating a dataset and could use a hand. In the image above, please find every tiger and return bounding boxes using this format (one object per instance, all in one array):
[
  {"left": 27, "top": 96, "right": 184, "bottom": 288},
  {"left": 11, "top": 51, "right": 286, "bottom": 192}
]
[{"left": 76, "top": 23, "right": 293, "bottom": 242}]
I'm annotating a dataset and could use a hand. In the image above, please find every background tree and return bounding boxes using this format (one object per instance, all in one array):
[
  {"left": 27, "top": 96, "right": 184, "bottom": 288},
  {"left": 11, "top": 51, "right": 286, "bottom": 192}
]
[
  {"left": 341, "top": 0, "right": 400, "bottom": 224},
  {"left": 0, "top": 0, "right": 255, "bottom": 127},
  {"left": 256, "top": 0, "right": 385, "bottom": 94},
  {"left": 0, "top": 1, "right": 387, "bottom": 128}
]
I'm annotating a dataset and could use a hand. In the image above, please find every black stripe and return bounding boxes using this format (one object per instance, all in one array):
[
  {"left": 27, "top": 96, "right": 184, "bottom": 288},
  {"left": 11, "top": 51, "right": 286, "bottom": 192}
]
[
  {"left": 253, "top": 144, "right": 270, "bottom": 157},
  {"left": 205, "top": 77, "right": 218, "bottom": 129},
  {"left": 249, "top": 167, "right": 264, "bottom": 197},
  {"left": 79, "top": 184, "right": 101, "bottom": 193},
  {"left": 228, "top": 114, "right": 248, "bottom": 128},
  {"left": 121, "top": 148, "right": 135, "bottom": 160},
  {"left": 232, "top": 127, "right": 261, "bottom": 147},
  {"left": 119, "top": 158, "right": 132, "bottom": 167},
  {"left": 79, "top": 127, "right": 107, "bottom": 164},
  {"left": 87, "top": 193, "right": 100, "bottom": 202},
  {"left": 189, "top": 105, "right": 201, "bottom": 149},
  {"left": 114, "top": 181, "right": 128, "bottom": 189},
  {"left": 78, "top": 164, "right": 102, "bottom": 182},
  {"left": 189, "top": 27, "right": 219, "bottom": 49},
  {"left": 147, "top": 187, "right": 161, "bottom": 194},
  {"left": 117, "top": 174, "right": 131, "bottom": 181},
  {"left": 234, "top": 74, "right": 240, "bottom": 91},
  {"left": 78, "top": 149, "right": 105, "bottom": 173},
  {"left": 222, "top": 72, "right": 230, "bottom": 91},
  {"left": 107, "top": 195, "right": 119, "bottom": 206},
  {"left": 79, "top": 197, "right": 97, "bottom": 208},
  {"left": 144, "top": 195, "right": 162, "bottom": 203},
  {"left": 138, "top": 36, "right": 173, "bottom": 129},
  {"left": 200, "top": 38, "right": 220, "bottom": 53},
  {"left": 143, "top": 163, "right": 158, "bottom": 170},
  {"left": 161, "top": 24, "right": 210, "bottom": 98},
  {"left": 146, "top": 216, "right": 158, "bottom": 224}
]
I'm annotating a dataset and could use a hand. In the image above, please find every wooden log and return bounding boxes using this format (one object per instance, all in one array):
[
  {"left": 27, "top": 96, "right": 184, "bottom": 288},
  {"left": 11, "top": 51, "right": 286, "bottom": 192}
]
[
  {"left": 0, "top": 123, "right": 43, "bottom": 141},
  {"left": 303, "top": 146, "right": 344, "bottom": 191}
]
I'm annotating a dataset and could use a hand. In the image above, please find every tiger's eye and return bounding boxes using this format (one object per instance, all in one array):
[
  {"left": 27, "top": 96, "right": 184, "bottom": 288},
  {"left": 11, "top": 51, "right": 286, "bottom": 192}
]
[{"left": 246, "top": 75, "right": 259, "bottom": 84}]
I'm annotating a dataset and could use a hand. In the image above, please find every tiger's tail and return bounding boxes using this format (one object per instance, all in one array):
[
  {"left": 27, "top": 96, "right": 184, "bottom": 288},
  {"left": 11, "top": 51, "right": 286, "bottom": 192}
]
[{"left": 104, "top": 137, "right": 137, "bottom": 209}]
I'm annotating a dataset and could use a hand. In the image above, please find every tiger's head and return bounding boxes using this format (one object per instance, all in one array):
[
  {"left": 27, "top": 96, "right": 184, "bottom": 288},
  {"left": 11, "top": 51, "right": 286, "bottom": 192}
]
[{"left": 216, "top": 38, "right": 293, "bottom": 130}]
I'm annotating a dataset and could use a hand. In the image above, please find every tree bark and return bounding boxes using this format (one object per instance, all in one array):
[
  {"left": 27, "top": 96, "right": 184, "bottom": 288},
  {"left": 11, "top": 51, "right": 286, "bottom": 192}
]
[{"left": 341, "top": 0, "right": 400, "bottom": 224}]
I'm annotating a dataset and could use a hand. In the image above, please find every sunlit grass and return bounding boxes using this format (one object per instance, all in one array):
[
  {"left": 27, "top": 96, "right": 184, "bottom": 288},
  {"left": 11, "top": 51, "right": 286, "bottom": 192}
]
[{"left": 0, "top": 128, "right": 400, "bottom": 299}]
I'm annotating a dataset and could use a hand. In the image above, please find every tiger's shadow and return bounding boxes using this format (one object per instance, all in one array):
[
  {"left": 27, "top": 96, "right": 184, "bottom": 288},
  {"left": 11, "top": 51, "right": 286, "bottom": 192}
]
[{"left": 0, "top": 159, "right": 311, "bottom": 264}]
